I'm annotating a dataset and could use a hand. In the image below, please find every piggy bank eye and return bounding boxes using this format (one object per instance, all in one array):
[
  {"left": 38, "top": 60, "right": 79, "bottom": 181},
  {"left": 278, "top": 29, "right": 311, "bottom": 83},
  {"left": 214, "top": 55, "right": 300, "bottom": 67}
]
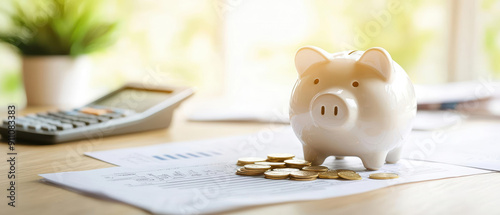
[
  {"left": 314, "top": 79, "right": 319, "bottom": 85},
  {"left": 352, "top": 81, "right": 359, "bottom": 87}
]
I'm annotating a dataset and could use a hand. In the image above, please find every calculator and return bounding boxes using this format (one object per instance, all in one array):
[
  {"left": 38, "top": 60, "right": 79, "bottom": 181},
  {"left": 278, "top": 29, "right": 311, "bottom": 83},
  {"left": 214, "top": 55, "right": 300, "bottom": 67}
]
[{"left": 0, "top": 83, "right": 194, "bottom": 144}]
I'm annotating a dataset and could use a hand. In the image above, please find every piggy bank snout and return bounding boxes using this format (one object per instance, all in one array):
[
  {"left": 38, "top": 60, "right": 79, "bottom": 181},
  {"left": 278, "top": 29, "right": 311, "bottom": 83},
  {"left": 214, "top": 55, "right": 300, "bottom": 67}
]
[{"left": 310, "top": 89, "right": 358, "bottom": 130}]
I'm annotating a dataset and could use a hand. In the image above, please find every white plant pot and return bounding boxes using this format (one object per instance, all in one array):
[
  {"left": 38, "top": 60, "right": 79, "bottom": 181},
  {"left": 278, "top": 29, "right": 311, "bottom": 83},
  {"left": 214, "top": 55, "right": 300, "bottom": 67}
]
[{"left": 22, "top": 56, "right": 91, "bottom": 108}]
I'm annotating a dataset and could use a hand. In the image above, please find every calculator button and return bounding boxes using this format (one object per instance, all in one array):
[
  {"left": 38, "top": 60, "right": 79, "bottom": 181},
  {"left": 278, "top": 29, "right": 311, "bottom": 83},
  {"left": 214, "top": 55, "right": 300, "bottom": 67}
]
[
  {"left": 16, "top": 118, "right": 30, "bottom": 125},
  {"left": 102, "top": 113, "right": 123, "bottom": 119},
  {"left": 63, "top": 116, "right": 80, "bottom": 121},
  {"left": 28, "top": 124, "right": 41, "bottom": 130},
  {"left": 45, "top": 115, "right": 64, "bottom": 121},
  {"left": 58, "top": 112, "right": 79, "bottom": 119},
  {"left": 37, "top": 117, "right": 59, "bottom": 124},
  {"left": 71, "top": 122, "right": 86, "bottom": 128},
  {"left": 96, "top": 117, "right": 110, "bottom": 123},
  {"left": 78, "top": 115, "right": 99, "bottom": 120},
  {"left": 79, "top": 107, "right": 111, "bottom": 116},
  {"left": 41, "top": 125, "right": 57, "bottom": 131},
  {"left": 17, "top": 122, "right": 29, "bottom": 128},
  {"left": 25, "top": 118, "right": 42, "bottom": 124},
  {"left": 25, "top": 115, "right": 38, "bottom": 120},
  {"left": 60, "top": 110, "right": 79, "bottom": 115},
  {"left": 36, "top": 113, "right": 49, "bottom": 117},
  {"left": 76, "top": 119, "right": 99, "bottom": 125},
  {"left": 42, "top": 117, "right": 64, "bottom": 124},
  {"left": 48, "top": 112, "right": 62, "bottom": 117},
  {"left": 38, "top": 114, "right": 58, "bottom": 120},
  {"left": 112, "top": 109, "right": 135, "bottom": 116},
  {"left": 59, "top": 119, "right": 73, "bottom": 124},
  {"left": 46, "top": 121, "right": 63, "bottom": 126},
  {"left": 56, "top": 124, "right": 73, "bottom": 130}
]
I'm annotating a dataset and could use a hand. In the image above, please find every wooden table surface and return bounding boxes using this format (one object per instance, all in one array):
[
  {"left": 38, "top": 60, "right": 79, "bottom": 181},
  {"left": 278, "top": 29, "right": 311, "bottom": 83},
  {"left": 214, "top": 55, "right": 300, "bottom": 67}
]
[{"left": 1, "top": 106, "right": 499, "bottom": 215}]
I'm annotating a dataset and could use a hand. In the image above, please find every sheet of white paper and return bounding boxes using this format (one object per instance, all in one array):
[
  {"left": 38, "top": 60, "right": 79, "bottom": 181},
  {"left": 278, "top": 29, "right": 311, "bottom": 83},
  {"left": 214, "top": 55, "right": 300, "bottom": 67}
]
[
  {"left": 40, "top": 158, "right": 489, "bottom": 214},
  {"left": 404, "top": 120, "right": 500, "bottom": 171},
  {"left": 42, "top": 126, "right": 495, "bottom": 214}
]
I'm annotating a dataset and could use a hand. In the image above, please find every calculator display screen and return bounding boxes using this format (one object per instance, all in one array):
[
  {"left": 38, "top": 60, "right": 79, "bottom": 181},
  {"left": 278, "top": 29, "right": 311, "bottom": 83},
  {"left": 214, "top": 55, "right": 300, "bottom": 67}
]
[{"left": 92, "top": 87, "right": 173, "bottom": 112}]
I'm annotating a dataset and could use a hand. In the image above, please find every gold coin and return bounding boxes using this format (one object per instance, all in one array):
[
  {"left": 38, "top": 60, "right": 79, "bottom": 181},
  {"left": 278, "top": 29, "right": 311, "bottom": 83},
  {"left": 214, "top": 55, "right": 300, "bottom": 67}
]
[
  {"left": 265, "top": 176, "right": 288, "bottom": 180},
  {"left": 236, "top": 172, "right": 263, "bottom": 176},
  {"left": 237, "top": 157, "right": 267, "bottom": 164},
  {"left": 237, "top": 167, "right": 266, "bottom": 172},
  {"left": 237, "top": 167, "right": 267, "bottom": 173},
  {"left": 336, "top": 169, "right": 356, "bottom": 174},
  {"left": 318, "top": 170, "right": 340, "bottom": 179},
  {"left": 273, "top": 168, "right": 301, "bottom": 173},
  {"left": 264, "top": 171, "right": 290, "bottom": 177},
  {"left": 369, "top": 173, "right": 399, "bottom": 180},
  {"left": 254, "top": 162, "right": 286, "bottom": 168},
  {"left": 236, "top": 168, "right": 266, "bottom": 176},
  {"left": 236, "top": 171, "right": 264, "bottom": 175},
  {"left": 244, "top": 164, "right": 271, "bottom": 170},
  {"left": 267, "top": 153, "right": 295, "bottom": 160},
  {"left": 290, "top": 177, "right": 317, "bottom": 181},
  {"left": 337, "top": 171, "right": 362, "bottom": 180},
  {"left": 302, "top": 166, "right": 329, "bottom": 172},
  {"left": 290, "top": 171, "right": 319, "bottom": 179},
  {"left": 284, "top": 159, "right": 311, "bottom": 166},
  {"left": 286, "top": 165, "right": 311, "bottom": 169}
]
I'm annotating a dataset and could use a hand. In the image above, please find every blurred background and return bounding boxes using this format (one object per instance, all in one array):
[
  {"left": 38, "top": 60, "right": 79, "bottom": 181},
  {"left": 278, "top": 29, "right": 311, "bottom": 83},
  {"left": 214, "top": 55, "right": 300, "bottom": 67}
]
[{"left": 0, "top": 0, "right": 499, "bottom": 109}]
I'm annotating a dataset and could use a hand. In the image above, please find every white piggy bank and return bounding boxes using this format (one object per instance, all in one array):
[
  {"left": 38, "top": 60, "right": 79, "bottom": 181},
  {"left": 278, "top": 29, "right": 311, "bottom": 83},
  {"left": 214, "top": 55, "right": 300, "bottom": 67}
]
[{"left": 289, "top": 46, "right": 416, "bottom": 170}]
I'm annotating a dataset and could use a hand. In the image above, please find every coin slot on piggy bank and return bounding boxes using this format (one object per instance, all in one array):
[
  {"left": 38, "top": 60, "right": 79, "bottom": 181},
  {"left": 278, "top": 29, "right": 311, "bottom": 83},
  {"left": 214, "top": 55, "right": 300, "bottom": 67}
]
[{"left": 289, "top": 46, "right": 417, "bottom": 170}]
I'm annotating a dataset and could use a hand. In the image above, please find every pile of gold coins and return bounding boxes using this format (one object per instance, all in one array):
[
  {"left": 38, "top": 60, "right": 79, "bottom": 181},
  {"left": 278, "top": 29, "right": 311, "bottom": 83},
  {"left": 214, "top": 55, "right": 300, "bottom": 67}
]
[{"left": 236, "top": 153, "right": 399, "bottom": 181}]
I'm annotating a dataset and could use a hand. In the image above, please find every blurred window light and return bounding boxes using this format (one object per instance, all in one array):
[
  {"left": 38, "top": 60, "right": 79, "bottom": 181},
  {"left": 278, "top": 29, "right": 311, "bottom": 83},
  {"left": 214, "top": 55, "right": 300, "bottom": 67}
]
[{"left": 0, "top": 0, "right": 499, "bottom": 107}]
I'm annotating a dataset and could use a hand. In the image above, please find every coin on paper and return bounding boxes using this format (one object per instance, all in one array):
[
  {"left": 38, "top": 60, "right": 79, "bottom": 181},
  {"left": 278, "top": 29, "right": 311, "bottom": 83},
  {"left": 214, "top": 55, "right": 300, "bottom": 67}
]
[
  {"left": 272, "top": 168, "right": 301, "bottom": 173},
  {"left": 290, "top": 177, "right": 317, "bottom": 181},
  {"left": 244, "top": 164, "right": 271, "bottom": 170},
  {"left": 284, "top": 159, "right": 310, "bottom": 165},
  {"left": 369, "top": 173, "right": 399, "bottom": 180},
  {"left": 337, "top": 171, "right": 362, "bottom": 180},
  {"left": 236, "top": 167, "right": 267, "bottom": 176},
  {"left": 267, "top": 153, "right": 295, "bottom": 161},
  {"left": 264, "top": 171, "right": 290, "bottom": 180},
  {"left": 254, "top": 162, "right": 286, "bottom": 168},
  {"left": 318, "top": 170, "right": 340, "bottom": 179},
  {"left": 290, "top": 171, "right": 319, "bottom": 179},
  {"left": 284, "top": 159, "right": 311, "bottom": 169},
  {"left": 336, "top": 169, "right": 356, "bottom": 174},
  {"left": 237, "top": 157, "right": 267, "bottom": 166},
  {"left": 237, "top": 167, "right": 265, "bottom": 173},
  {"left": 302, "top": 166, "right": 329, "bottom": 172}
]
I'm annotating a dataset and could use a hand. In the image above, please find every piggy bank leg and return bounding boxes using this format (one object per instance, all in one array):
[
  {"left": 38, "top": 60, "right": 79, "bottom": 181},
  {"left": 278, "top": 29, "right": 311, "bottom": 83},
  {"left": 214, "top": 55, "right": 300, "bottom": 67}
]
[
  {"left": 335, "top": 156, "right": 345, "bottom": 160},
  {"left": 303, "top": 145, "right": 328, "bottom": 165},
  {"left": 386, "top": 145, "right": 403, "bottom": 164},
  {"left": 359, "top": 152, "right": 388, "bottom": 171}
]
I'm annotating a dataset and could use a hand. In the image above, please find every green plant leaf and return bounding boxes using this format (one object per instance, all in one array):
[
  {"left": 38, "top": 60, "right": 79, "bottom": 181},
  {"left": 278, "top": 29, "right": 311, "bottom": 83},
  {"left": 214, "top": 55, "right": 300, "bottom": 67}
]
[{"left": 0, "top": 0, "right": 122, "bottom": 56}]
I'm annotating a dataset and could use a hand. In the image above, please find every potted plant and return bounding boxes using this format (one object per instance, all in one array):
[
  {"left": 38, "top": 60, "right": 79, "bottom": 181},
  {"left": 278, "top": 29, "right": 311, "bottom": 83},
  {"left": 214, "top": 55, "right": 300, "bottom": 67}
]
[{"left": 0, "top": 0, "right": 121, "bottom": 107}]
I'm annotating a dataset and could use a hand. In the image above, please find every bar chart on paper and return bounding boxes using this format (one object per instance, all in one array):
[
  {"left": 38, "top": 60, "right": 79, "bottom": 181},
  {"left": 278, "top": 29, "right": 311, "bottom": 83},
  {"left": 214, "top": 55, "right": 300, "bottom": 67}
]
[
  {"left": 86, "top": 128, "right": 304, "bottom": 167},
  {"left": 152, "top": 151, "right": 223, "bottom": 161},
  {"left": 88, "top": 146, "right": 233, "bottom": 166}
]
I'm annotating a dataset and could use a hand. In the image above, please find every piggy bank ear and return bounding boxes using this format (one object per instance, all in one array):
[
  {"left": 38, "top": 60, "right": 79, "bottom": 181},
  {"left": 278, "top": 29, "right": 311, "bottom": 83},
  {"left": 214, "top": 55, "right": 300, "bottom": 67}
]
[
  {"left": 358, "top": 47, "right": 393, "bottom": 81},
  {"left": 295, "top": 46, "right": 329, "bottom": 76}
]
